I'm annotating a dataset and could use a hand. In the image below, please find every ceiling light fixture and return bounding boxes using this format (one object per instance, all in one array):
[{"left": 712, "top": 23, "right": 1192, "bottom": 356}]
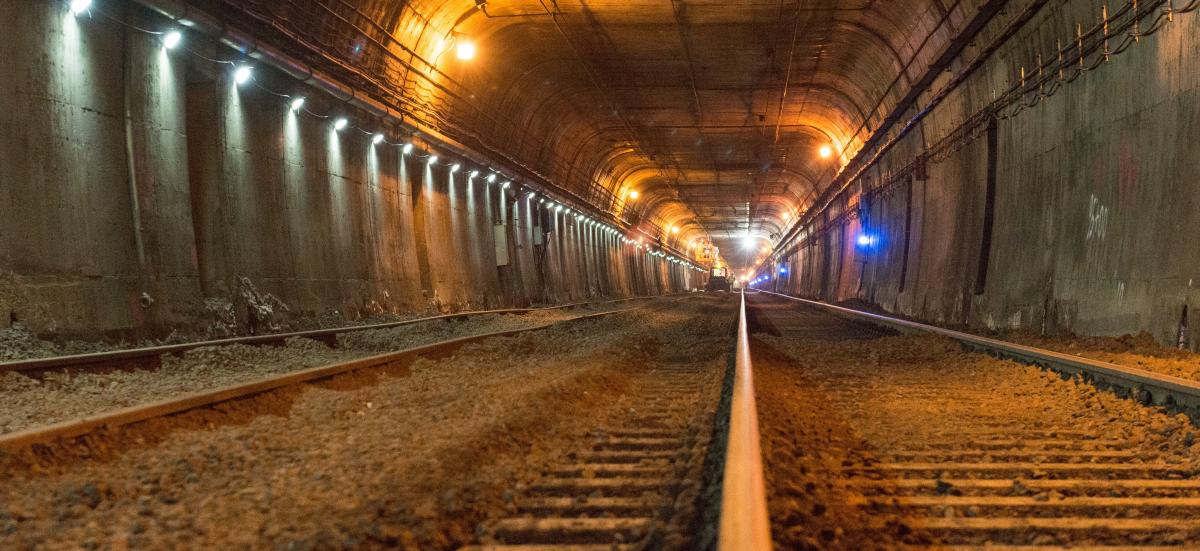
[
  {"left": 233, "top": 65, "right": 253, "bottom": 85},
  {"left": 162, "top": 31, "right": 182, "bottom": 50},
  {"left": 69, "top": 0, "right": 91, "bottom": 15},
  {"left": 456, "top": 40, "right": 476, "bottom": 60}
]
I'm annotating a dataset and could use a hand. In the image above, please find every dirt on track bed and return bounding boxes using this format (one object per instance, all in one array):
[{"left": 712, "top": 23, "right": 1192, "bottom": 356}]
[
  {"left": 834, "top": 294, "right": 1200, "bottom": 383},
  {"left": 0, "top": 311, "right": 593, "bottom": 435},
  {"left": 1002, "top": 329, "right": 1200, "bottom": 382},
  {"left": 0, "top": 295, "right": 733, "bottom": 550},
  {"left": 750, "top": 300, "right": 1200, "bottom": 550}
]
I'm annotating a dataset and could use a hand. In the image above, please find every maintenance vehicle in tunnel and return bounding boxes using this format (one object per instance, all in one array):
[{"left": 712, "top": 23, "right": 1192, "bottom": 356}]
[{"left": 705, "top": 266, "right": 731, "bottom": 292}]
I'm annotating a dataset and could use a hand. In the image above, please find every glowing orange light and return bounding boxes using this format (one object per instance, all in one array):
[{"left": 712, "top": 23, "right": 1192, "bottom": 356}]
[
  {"left": 819, "top": 145, "right": 834, "bottom": 158},
  {"left": 456, "top": 41, "right": 476, "bottom": 60},
  {"left": 627, "top": 190, "right": 639, "bottom": 200},
  {"left": 671, "top": 226, "right": 680, "bottom": 234}
]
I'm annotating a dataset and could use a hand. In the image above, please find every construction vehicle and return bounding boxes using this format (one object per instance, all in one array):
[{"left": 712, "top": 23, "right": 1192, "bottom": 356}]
[{"left": 705, "top": 266, "right": 731, "bottom": 292}]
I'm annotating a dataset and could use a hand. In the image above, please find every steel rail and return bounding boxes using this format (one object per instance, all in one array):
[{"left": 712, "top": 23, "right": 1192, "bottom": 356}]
[
  {"left": 717, "top": 290, "right": 773, "bottom": 550},
  {"left": 758, "top": 291, "right": 1200, "bottom": 418},
  {"left": 0, "top": 296, "right": 652, "bottom": 376},
  {"left": 0, "top": 310, "right": 624, "bottom": 452}
]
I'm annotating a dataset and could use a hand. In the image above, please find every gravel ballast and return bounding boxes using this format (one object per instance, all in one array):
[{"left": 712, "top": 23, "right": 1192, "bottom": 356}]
[
  {"left": 0, "top": 294, "right": 735, "bottom": 550},
  {"left": 749, "top": 296, "right": 1200, "bottom": 550},
  {"left": 0, "top": 307, "right": 618, "bottom": 435}
]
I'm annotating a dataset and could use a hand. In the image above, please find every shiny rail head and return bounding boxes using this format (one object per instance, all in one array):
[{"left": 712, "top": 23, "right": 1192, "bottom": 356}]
[{"left": 717, "top": 290, "right": 773, "bottom": 551}]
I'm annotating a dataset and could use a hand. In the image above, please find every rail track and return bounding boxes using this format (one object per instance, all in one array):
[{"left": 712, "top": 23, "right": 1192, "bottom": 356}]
[
  {"left": 460, "top": 292, "right": 771, "bottom": 551},
  {"left": 0, "top": 297, "right": 656, "bottom": 452},
  {"left": 7, "top": 289, "right": 1194, "bottom": 549},
  {"left": 464, "top": 356, "right": 724, "bottom": 550},
  {"left": 746, "top": 291, "right": 1200, "bottom": 548},
  {"left": 0, "top": 292, "right": 768, "bottom": 550},
  {"left": 757, "top": 290, "right": 1200, "bottom": 421},
  {"left": 0, "top": 297, "right": 651, "bottom": 377}
]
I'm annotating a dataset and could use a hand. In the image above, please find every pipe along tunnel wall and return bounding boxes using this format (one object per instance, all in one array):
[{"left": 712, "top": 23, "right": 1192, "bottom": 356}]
[
  {"left": 763, "top": 0, "right": 1200, "bottom": 348},
  {"left": 0, "top": 3, "right": 698, "bottom": 340}
]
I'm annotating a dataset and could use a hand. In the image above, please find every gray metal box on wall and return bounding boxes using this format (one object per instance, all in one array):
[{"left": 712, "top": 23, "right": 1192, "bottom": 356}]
[{"left": 494, "top": 224, "right": 510, "bottom": 266}]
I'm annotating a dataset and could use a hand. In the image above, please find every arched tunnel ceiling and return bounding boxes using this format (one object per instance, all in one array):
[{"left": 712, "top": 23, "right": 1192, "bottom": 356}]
[{"left": 206, "top": 0, "right": 981, "bottom": 271}]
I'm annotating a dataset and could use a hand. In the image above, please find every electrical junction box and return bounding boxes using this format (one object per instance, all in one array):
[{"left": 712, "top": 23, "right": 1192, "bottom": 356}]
[{"left": 494, "top": 224, "right": 510, "bottom": 266}]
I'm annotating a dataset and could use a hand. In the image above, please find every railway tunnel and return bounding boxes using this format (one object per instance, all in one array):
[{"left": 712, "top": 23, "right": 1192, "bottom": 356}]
[{"left": 2, "top": 0, "right": 1200, "bottom": 549}]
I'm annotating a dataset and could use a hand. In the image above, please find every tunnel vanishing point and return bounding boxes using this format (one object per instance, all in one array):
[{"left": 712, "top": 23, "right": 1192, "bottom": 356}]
[{"left": 2, "top": 0, "right": 1198, "bottom": 344}]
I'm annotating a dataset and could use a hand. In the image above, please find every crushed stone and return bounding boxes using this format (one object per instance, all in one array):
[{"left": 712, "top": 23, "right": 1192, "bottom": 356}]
[
  {"left": 754, "top": 328, "right": 1200, "bottom": 550},
  {"left": 0, "top": 295, "right": 735, "bottom": 550},
  {"left": 0, "top": 306, "right": 620, "bottom": 435}
]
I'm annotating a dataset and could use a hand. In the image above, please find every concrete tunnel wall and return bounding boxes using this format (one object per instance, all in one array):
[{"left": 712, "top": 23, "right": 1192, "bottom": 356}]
[
  {"left": 768, "top": 1, "right": 1200, "bottom": 347},
  {"left": 0, "top": 3, "right": 696, "bottom": 339}
]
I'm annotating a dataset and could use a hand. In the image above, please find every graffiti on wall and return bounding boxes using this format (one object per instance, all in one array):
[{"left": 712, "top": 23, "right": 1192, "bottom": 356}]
[{"left": 1086, "top": 194, "right": 1109, "bottom": 242}]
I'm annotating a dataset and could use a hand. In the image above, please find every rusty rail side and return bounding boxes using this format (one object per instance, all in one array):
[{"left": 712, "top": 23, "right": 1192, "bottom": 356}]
[{"left": 718, "top": 291, "right": 773, "bottom": 550}]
